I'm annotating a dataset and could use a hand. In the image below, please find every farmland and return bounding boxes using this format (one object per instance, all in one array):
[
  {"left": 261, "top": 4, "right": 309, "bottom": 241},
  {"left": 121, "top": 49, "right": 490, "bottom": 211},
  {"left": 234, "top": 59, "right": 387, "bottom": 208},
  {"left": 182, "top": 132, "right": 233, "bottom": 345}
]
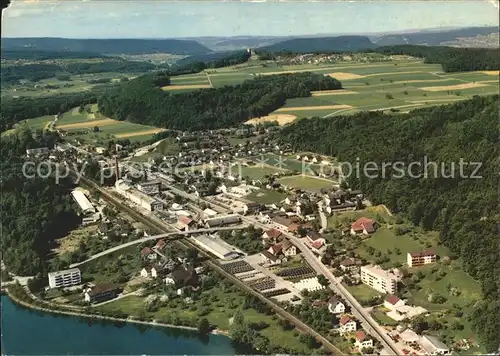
[
  {"left": 14, "top": 105, "right": 165, "bottom": 144},
  {"left": 278, "top": 175, "right": 336, "bottom": 192},
  {"left": 169, "top": 58, "right": 499, "bottom": 120}
]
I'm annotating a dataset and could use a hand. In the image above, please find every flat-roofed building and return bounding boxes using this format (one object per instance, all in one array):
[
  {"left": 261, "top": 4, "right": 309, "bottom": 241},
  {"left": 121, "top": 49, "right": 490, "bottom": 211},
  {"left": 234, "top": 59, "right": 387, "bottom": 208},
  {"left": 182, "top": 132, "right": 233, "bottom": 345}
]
[
  {"left": 137, "top": 180, "right": 161, "bottom": 195},
  {"left": 419, "top": 335, "right": 450, "bottom": 355},
  {"left": 115, "top": 179, "right": 163, "bottom": 212},
  {"left": 407, "top": 251, "right": 437, "bottom": 267},
  {"left": 360, "top": 265, "right": 398, "bottom": 294},
  {"left": 48, "top": 268, "right": 82, "bottom": 289},
  {"left": 191, "top": 234, "right": 242, "bottom": 260}
]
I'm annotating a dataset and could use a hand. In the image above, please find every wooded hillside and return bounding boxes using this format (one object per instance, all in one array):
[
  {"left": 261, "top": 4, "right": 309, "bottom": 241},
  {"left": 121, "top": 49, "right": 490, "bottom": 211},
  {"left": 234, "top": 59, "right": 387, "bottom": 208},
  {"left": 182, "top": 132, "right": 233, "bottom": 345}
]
[
  {"left": 373, "top": 45, "right": 500, "bottom": 72},
  {"left": 278, "top": 95, "right": 499, "bottom": 351},
  {"left": 257, "top": 36, "right": 375, "bottom": 53},
  {"left": 98, "top": 72, "right": 342, "bottom": 131}
]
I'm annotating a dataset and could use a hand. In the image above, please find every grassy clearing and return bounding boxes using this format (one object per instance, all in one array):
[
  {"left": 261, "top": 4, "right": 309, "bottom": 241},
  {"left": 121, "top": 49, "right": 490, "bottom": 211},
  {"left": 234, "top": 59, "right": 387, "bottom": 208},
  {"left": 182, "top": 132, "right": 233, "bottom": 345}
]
[
  {"left": 246, "top": 189, "right": 286, "bottom": 204},
  {"left": 239, "top": 165, "right": 287, "bottom": 180},
  {"left": 344, "top": 283, "right": 381, "bottom": 303},
  {"left": 278, "top": 175, "right": 336, "bottom": 192}
]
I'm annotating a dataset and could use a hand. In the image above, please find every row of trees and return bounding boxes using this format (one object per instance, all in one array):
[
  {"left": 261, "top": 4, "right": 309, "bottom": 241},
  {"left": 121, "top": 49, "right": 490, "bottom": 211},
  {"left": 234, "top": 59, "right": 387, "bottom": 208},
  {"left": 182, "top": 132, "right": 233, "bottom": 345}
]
[
  {"left": 0, "top": 128, "right": 80, "bottom": 276},
  {"left": 373, "top": 45, "right": 500, "bottom": 72},
  {"left": 98, "top": 72, "right": 342, "bottom": 131},
  {"left": 277, "top": 94, "right": 499, "bottom": 351}
]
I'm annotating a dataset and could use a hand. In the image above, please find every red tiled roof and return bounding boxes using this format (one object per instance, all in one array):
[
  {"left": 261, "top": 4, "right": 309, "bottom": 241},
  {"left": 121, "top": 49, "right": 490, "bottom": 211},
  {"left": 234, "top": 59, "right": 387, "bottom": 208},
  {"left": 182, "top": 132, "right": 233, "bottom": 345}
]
[
  {"left": 264, "top": 228, "right": 282, "bottom": 239},
  {"left": 340, "top": 258, "right": 356, "bottom": 267},
  {"left": 154, "top": 239, "right": 166, "bottom": 250},
  {"left": 178, "top": 215, "right": 193, "bottom": 225},
  {"left": 339, "top": 315, "right": 352, "bottom": 325},
  {"left": 410, "top": 250, "right": 436, "bottom": 258},
  {"left": 140, "top": 247, "right": 152, "bottom": 256},
  {"left": 312, "top": 299, "right": 327, "bottom": 308},
  {"left": 311, "top": 240, "right": 324, "bottom": 249},
  {"left": 355, "top": 331, "right": 368, "bottom": 342},
  {"left": 269, "top": 244, "right": 283, "bottom": 255},
  {"left": 288, "top": 223, "right": 301, "bottom": 232},
  {"left": 385, "top": 294, "right": 401, "bottom": 305},
  {"left": 351, "top": 217, "right": 375, "bottom": 233}
]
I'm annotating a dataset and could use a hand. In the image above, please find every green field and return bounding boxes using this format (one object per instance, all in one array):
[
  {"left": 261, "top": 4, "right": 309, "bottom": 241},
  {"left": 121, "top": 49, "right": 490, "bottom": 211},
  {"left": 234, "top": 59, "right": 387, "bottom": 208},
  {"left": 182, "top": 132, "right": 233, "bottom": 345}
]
[
  {"left": 239, "top": 165, "right": 287, "bottom": 180},
  {"left": 278, "top": 175, "right": 336, "bottom": 192},
  {"left": 246, "top": 188, "right": 286, "bottom": 204}
]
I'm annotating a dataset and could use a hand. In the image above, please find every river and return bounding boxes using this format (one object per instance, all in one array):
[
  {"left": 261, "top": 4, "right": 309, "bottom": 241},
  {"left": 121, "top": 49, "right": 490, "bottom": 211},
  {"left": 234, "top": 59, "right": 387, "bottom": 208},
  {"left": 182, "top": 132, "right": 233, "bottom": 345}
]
[{"left": 0, "top": 296, "right": 237, "bottom": 355}]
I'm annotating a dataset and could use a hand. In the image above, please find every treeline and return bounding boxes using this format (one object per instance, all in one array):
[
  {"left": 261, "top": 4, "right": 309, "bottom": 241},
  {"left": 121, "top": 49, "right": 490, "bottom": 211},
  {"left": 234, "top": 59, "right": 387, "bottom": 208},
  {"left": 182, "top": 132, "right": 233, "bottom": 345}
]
[
  {"left": 278, "top": 95, "right": 499, "bottom": 351},
  {"left": 1, "top": 59, "right": 160, "bottom": 85},
  {"left": 98, "top": 72, "right": 342, "bottom": 131},
  {"left": 373, "top": 45, "right": 500, "bottom": 72},
  {"left": 174, "top": 50, "right": 251, "bottom": 72},
  {"left": 0, "top": 129, "right": 80, "bottom": 276},
  {"left": 0, "top": 88, "right": 105, "bottom": 132},
  {"left": 1, "top": 49, "right": 106, "bottom": 60}
]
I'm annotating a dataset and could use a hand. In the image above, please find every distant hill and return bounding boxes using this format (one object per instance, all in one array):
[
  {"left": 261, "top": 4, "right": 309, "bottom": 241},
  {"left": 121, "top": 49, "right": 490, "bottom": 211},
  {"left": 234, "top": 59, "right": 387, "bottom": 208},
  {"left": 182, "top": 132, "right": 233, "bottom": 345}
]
[
  {"left": 373, "top": 26, "right": 499, "bottom": 47},
  {"left": 192, "top": 36, "right": 289, "bottom": 51},
  {"left": 1, "top": 38, "right": 212, "bottom": 55},
  {"left": 257, "top": 36, "right": 375, "bottom": 53}
]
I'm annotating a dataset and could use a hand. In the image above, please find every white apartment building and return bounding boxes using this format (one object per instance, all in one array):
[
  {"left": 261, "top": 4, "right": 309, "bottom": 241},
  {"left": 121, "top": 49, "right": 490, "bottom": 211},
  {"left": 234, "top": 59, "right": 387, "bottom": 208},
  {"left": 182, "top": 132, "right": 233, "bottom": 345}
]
[
  {"left": 360, "top": 265, "right": 398, "bottom": 294},
  {"left": 48, "top": 268, "right": 82, "bottom": 289}
]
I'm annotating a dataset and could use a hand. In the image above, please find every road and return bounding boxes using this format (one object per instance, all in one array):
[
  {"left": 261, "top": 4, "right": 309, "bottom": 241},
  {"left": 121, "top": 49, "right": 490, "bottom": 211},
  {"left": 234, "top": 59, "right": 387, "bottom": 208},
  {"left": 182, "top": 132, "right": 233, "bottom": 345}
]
[
  {"left": 241, "top": 215, "right": 400, "bottom": 355},
  {"left": 70, "top": 225, "right": 247, "bottom": 268},
  {"left": 317, "top": 201, "right": 328, "bottom": 233}
]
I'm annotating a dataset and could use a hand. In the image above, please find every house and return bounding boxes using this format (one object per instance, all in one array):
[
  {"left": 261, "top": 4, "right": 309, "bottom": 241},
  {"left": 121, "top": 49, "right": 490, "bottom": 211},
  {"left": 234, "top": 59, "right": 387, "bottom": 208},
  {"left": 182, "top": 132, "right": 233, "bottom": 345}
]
[
  {"left": 419, "top": 335, "right": 450, "bottom": 355},
  {"left": 84, "top": 284, "right": 120, "bottom": 303},
  {"left": 154, "top": 239, "right": 167, "bottom": 251},
  {"left": 204, "top": 215, "right": 241, "bottom": 228},
  {"left": 339, "top": 315, "right": 357, "bottom": 334},
  {"left": 165, "top": 265, "right": 199, "bottom": 288},
  {"left": 360, "top": 265, "right": 398, "bottom": 294},
  {"left": 140, "top": 265, "right": 163, "bottom": 279},
  {"left": 354, "top": 331, "right": 373, "bottom": 350},
  {"left": 339, "top": 258, "right": 358, "bottom": 272},
  {"left": 261, "top": 228, "right": 283, "bottom": 245},
  {"left": 288, "top": 223, "right": 301, "bottom": 234},
  {"left": 177, "top": 215, "right": 196, "bottom": 231},
  {"left": 268, "top": 240, "right": 297, "bottom": 257},
  {"left": 384, "top": 295, "right": 405, "bottom": 310},
  {"left": 260, "top": 250, "right": 284, "bottom": 266},
  {"left": 244, "top": 202, "right": 263, "bottom": 215},
  {"left": 26, "top": 147, "right": 49, "bottom": 156},
  {"left": 272, "top": 216, "right": 294, "bottom": 231},
  {"left": 350, "top": 217, "right": 376, "bottom": 235},
  {"left": 328, "top": 295, "right": 345, "bottom": 314},
  {"left": 140, "top": 247, "right": 157, "bottom": 261},
  {"left": 312, "top": 299, "right": 328, "bottom": 308},
  {"left": 407, "top": 251, "right": 437, "bottom": 267},
  {"left": 306, "top": 231, "right": 326, "bottom": 245}
]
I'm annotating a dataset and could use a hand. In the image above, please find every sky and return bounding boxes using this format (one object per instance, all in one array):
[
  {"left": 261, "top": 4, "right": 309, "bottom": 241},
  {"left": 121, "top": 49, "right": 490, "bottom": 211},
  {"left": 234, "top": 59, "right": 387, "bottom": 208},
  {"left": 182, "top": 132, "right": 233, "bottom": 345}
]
[{"left": 2, "top": 0, "right": 499, "bottom": 38}]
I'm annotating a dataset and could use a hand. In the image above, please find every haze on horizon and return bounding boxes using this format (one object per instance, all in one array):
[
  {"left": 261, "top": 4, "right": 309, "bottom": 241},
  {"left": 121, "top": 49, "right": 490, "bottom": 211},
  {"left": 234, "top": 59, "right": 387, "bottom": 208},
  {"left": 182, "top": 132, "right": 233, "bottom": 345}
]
[{"left": 2, "top": 0, "right": 499, "bottom": 39}]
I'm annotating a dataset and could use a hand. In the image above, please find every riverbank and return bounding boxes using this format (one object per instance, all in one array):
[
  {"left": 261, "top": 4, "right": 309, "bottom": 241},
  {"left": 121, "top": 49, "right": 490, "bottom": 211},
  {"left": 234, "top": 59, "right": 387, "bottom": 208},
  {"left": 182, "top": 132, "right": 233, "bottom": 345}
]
[{"left": 4, "top": 286, "right": 210, "bottom": 334}]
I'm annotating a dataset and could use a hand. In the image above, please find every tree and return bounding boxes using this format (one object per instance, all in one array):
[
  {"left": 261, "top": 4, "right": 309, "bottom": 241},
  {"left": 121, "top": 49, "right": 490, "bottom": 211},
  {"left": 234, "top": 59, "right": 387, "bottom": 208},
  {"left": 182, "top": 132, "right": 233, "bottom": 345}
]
[
  {"left": 93, "top": 125, "right": 100, "bottom": 132},
  {"left": 317, "top": 274, "right": 329, "bottom": 287},
  {"left": 197, "top": 318, "right": 211, "bottom": 334}
]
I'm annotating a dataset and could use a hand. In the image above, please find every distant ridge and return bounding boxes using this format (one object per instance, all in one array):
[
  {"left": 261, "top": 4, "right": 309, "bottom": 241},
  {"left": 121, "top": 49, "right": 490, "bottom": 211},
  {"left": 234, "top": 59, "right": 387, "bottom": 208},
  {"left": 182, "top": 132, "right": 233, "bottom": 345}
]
[
  {"left": 257, "top": 36, "right": 376, "bottom": 53},
  {"left": 1, "top": 38, "right": 212, "bottom": 55}
]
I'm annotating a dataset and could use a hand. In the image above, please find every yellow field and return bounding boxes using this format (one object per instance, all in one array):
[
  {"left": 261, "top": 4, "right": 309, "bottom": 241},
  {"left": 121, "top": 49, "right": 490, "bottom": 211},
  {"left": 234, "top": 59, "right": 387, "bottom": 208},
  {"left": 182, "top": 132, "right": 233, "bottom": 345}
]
[
  {"left": 57, "top": 119, "right": 117, "bottom": 130},
  {"left": 115, "top": 128, "right": 166, "bottom": 138},
  {"left": 311, "top": 90, "right": 358, "bottom": 96},
  {"left": 328, "top": 72, "right": 365, "bottom": 80},
  {"left": 480, "top": 70, "right": 500, "bottom": 76},
  {"left": 161, "top": 84, "right": 212, "bottom": 90},
  {"left": 419, "top": 83, "right": 489, "bottom": 92},
  {"left": 478, "top": 80, "right": 499, "bottom": 84},
  {"left": 276, "top": 104, "right": 352, "bottom": 112},
  {"left": 245, "top": 114, "right": 297, "bottom": 126}
]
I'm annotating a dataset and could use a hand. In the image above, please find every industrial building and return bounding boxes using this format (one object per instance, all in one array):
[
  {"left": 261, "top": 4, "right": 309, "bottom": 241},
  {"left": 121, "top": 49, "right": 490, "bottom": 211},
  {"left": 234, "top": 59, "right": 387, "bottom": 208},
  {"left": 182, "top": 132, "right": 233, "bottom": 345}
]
[
  {"left": 71, "top": 190, "right": 96, "bottom": 215},
  {"left": 48, "top": 268, "right": 82, "bottom": 289},
  {"left": 115, "top": 179, "right": 163, "bottom": 212},
  {"left": 203, "top": 214, "right": 241, "bottom": 228},
  {"left": 360, "top": 265, "right": 398, "bottom": 294},
  {"left": 137, "top": 180, "right": 161, "bottom": 195},
  {"left": 191, "top": 234, "right": 243, "bottom": 260}
]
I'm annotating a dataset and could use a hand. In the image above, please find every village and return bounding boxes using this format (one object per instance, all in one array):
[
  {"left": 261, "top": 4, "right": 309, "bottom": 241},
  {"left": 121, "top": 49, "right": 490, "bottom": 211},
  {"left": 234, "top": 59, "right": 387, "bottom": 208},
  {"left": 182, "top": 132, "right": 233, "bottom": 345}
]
[{"left": 21, "top": 125, "right": 479, "bottom": 355}]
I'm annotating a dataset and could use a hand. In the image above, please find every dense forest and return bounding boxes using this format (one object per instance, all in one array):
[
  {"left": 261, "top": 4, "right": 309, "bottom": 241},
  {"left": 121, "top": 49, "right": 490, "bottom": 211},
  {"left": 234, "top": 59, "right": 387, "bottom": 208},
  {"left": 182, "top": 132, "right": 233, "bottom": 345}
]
[
  {"left": 2, "top": 37, "right": 211, "bottom": 55},
  {"left": 0, "top": 88, "right": 107, "bottom": 132},
  {"left": 1, "top": 59, "right": 161, "bottom": 85},
  {"left": 98, "top": 72, "right": 342, "bottom": 131},
  {"left": 0, "top": 129, "right": 80, "bottom": 276},
  {"left": 257, "top": 36, "right": 375, "bottom": 53},
  {"left": 175, "top": 50, "right": 251, "bottom": 68},
  {"left": 373, "top": 45, "right": 500, "bottom": 72},
  {"left": 278, "top": 95, "right": 499, "bottom": 351}
]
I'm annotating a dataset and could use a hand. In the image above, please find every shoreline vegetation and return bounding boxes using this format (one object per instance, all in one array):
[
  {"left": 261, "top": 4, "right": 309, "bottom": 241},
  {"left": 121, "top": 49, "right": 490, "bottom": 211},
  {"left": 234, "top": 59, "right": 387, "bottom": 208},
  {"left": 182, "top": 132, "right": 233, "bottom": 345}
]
[{"left": 4, "top": 284, "right": 230, "bottom": 337}]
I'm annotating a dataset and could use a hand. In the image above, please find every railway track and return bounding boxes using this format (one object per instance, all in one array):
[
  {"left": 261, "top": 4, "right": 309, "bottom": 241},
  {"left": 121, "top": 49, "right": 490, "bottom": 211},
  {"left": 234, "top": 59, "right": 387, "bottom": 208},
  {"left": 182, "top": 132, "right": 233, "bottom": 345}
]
[{"left": 74, "top": 173, "right": 345, "bottom": 355}]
